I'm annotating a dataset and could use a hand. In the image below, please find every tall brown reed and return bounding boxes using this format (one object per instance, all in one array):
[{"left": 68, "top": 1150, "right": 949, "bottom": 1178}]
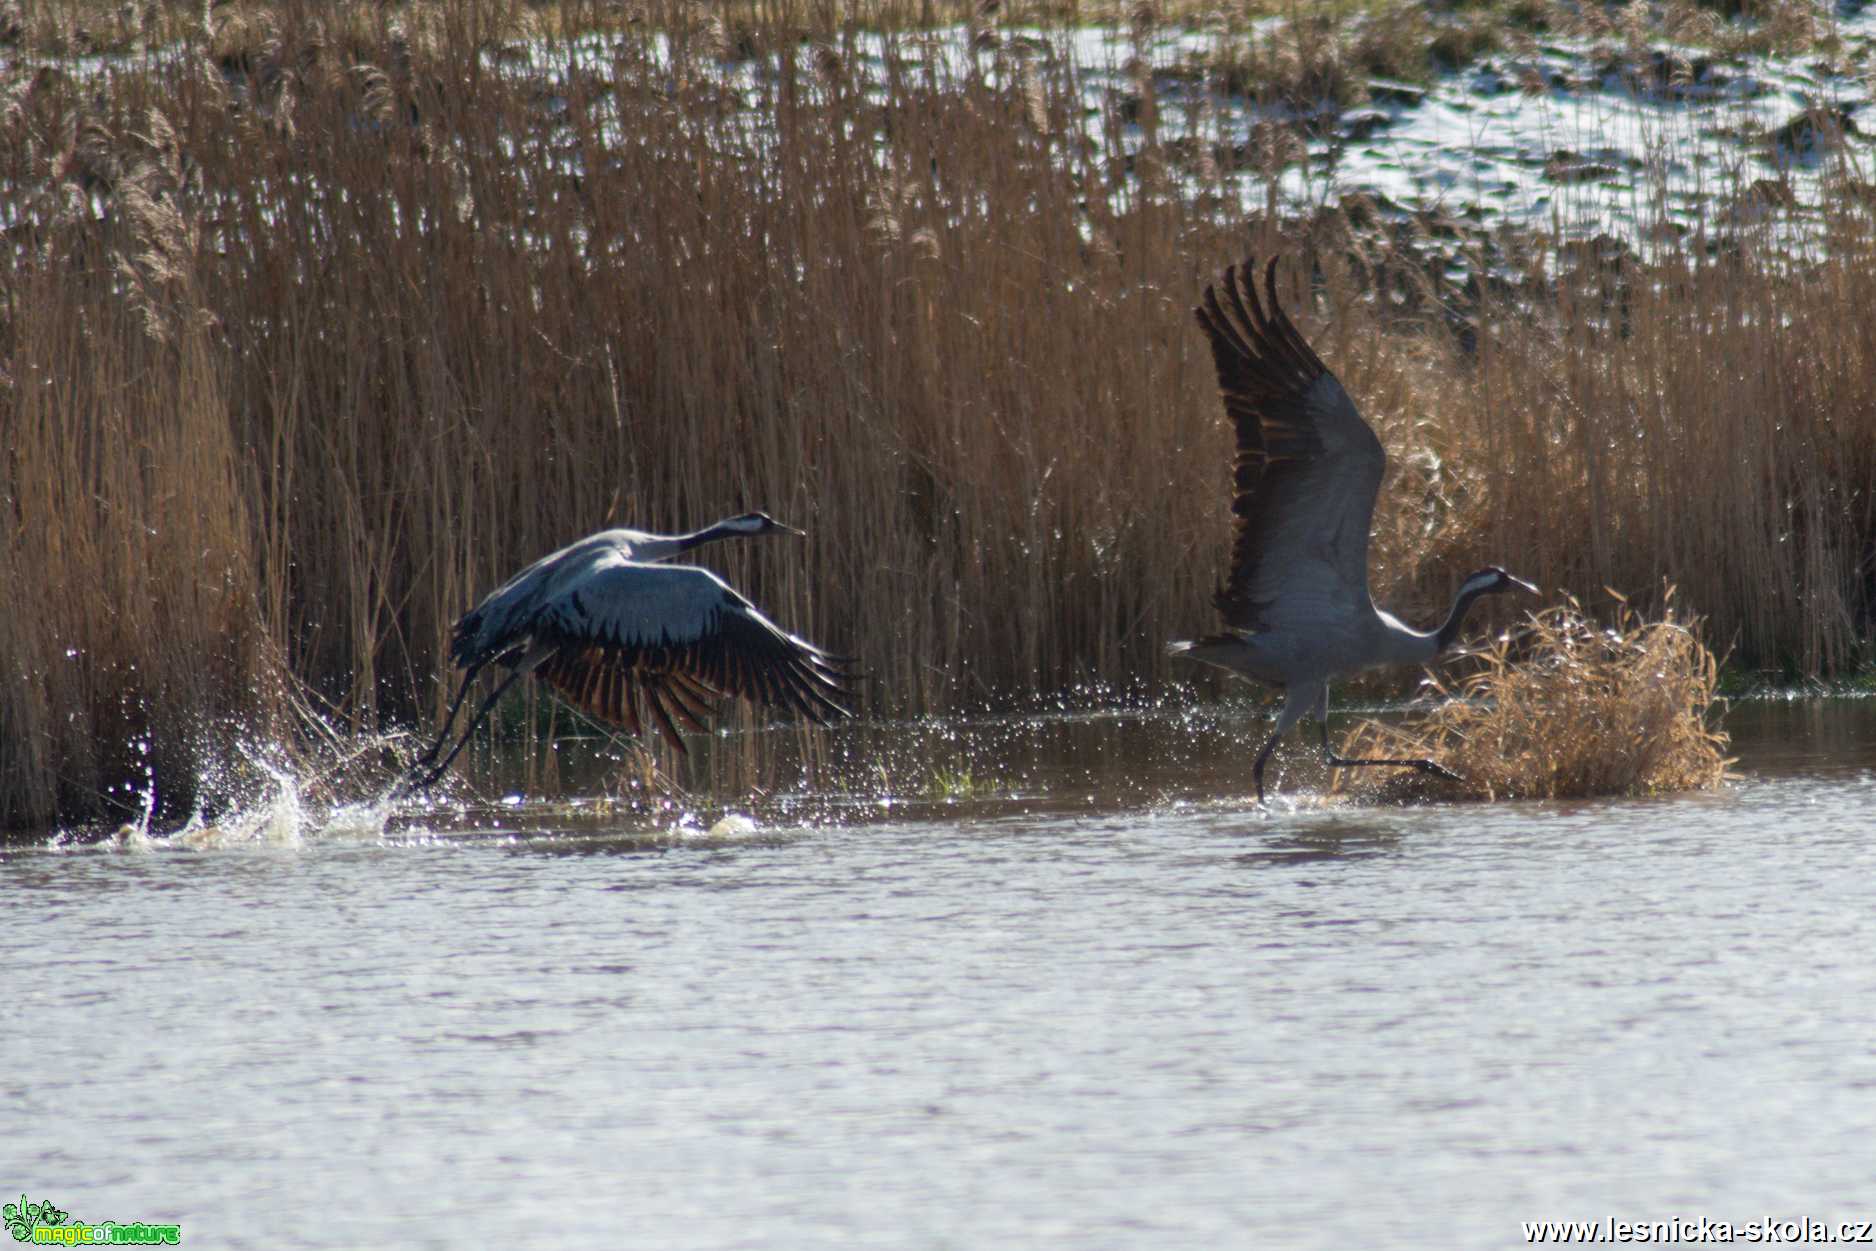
[
  {"left": 3, "top": 0, "right": 1874, "bottom": 828},
  {"left": 2, "top": 92, "right": 277, "bottom": 827}
]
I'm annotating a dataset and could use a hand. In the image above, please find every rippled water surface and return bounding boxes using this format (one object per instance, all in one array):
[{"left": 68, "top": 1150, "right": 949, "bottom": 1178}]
[{"left": 6, "top": 699, "right": 1876, "bottom": 1249}]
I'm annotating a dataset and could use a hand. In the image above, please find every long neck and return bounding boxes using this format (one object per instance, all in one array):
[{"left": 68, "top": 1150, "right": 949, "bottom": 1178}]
[
  {"left": 1433, "top": 583, "right": 1496, "bottom": 653},
  {"left": 677, "top": 518, "right": 748, "bottom": 552},
  {"left": 633, "top": 519, "right": 748, "bottom": 562}
]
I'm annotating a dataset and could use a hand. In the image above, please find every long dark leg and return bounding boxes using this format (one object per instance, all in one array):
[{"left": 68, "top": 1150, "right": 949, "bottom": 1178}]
[
  {"left": 1252, "top": 684, "right": 1315, "bottom": 805},
  {"left": 1251, "top": 729, "right": 1281, "bottom": 804},
  {"left": 402, "top": 668, "right": 528, "bottom": 792},
  {"left": 406, "top": 663, "right": 485, "bottom": 776},
  {"left": 1315, "top": 698, "right": 1463, "bottom": 785}
]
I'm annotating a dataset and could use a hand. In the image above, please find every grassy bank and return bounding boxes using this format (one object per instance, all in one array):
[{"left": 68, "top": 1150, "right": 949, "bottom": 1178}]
[{"left": 4, "top": 0, "right": 1875, "bottom": 828}]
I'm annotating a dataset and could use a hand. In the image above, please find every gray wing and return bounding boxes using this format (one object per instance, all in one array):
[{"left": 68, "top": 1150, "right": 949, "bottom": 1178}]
[
  {"left": 449, "top": 529, "right": 640, "bottom": 670},
  {"left": 1194, "top": 257, "right": 1385, "bottom": 631},
  {"left": 526, "top": 555, "right": 852, "bottom": 753}
]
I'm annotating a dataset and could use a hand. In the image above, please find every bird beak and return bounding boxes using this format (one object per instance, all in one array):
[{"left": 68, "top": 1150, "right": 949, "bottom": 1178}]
[
  {"left": 1508, "top": 574, "right": 1540, "bottom": 595},
  {"left": 776, "top": 521, "right": 808, "bottom": 538}
]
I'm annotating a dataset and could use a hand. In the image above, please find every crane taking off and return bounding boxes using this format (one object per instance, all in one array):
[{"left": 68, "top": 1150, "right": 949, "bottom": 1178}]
[
  {"left": 1170, "top": 258, "right": 1537, "bottom": 802},
  {"left": 405, "top": 512, "right": 852, "bottom": 790}
]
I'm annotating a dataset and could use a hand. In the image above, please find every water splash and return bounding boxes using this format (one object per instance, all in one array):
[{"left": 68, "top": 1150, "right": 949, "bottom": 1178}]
[
  {"left": 84, "top": 730, "right": 401, "bottom": 850},
  {"left": 704, "top": 813, "right": 759, "bottom": 839}
]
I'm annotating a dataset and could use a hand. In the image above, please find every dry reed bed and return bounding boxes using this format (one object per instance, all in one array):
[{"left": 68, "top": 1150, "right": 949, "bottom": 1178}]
[
  {"left": 1332, "top": 591, "right": 1731, "bottom": 802},
  {"left": 2, "top": 0, "right": 1873, "bottom": 827}
]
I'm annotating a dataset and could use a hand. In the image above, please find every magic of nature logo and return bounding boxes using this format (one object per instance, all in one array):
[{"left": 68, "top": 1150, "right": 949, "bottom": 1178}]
[{"left": 5, "top": 1194, "right": 180, "bottom": 1245}]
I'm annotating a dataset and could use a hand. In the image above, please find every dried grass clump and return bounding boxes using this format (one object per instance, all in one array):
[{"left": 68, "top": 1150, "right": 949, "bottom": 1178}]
[{"left": 1332, "top": 592, "right": 1732, "bottom": 803}]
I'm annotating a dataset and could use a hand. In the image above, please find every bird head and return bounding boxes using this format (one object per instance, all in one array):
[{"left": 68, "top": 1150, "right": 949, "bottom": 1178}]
[
  {"left": 725, "top": 510, "right": 806, "bottom": 538},
  {"left": 1462, "top": 566, "right": 1540, "bottom": 598}
]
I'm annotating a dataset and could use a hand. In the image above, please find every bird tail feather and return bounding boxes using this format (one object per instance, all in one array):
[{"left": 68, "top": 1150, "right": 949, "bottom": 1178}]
[{"left": 1166, "top": 633, "right": 1262, "bottom": 679}]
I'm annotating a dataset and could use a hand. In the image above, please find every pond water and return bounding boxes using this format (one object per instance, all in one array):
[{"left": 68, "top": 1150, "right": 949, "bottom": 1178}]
[{"left": 5, "top": 698, "right": 1876, "bottom": 1248}]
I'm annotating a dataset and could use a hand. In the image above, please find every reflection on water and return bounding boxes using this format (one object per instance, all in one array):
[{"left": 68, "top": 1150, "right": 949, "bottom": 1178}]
[
  {"left": 4, "top": 699, "right": 1876, "bottom": 1249},
  {"left": 1231, "top": 822, "right": 1406, "bottom": 869},
  {"left": 378, "top": 694, "right": 1876, "bottom": 845},
  {"left": 1722, "top": 696, "right": 1876, "bottom": 775}
]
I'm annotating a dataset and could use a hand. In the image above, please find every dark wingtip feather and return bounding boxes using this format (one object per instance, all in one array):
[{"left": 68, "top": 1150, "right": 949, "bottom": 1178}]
[
  {"left": 642, "top": 686, "right": 690, "bottom": 754},
  {"left": 1193, "top": 252, "right": 1374, "bottom": 633}
]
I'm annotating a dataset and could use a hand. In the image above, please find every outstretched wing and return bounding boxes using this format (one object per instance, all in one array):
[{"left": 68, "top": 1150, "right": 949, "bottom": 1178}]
[
  {"left": 527, "top": 557, "right": 853, "bottom": 754},
  {"left": 449, "top": 528, "right": 639, "bottom": 671},
  {"left": 1194, "top": 257, "right": 1386, "bottom": 631}
]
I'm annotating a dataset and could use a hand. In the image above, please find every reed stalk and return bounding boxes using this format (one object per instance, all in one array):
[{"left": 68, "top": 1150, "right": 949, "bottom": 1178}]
[{"left": 3, "top": 0, "right": 1872, "bottom": 827}]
